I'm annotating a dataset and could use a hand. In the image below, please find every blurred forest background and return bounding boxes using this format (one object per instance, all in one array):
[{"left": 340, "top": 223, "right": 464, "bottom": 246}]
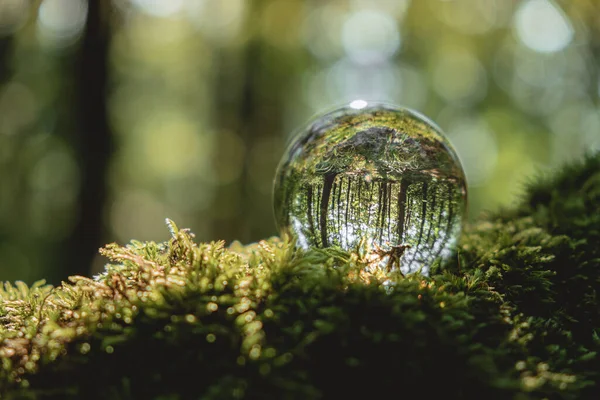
[{"left": 0, "top": 0, "right": 599, "bottom": 284}]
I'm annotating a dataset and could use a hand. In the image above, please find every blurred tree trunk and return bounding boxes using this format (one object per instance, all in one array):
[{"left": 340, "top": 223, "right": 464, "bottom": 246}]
[
  {"left": 212, "top": 0, "right": 264, "bottom": 243},
  {"left": 0, "top": 36, "right": 12, "bottom": 251},
  {"left": 0, "top": 38, "right": 11, "bottom": 82},
  {"left": 236, "top": 38, "right": 260, "bottom": 239},
  {"left": 65, "top": 0, "right": 112, "bottom": 278}
]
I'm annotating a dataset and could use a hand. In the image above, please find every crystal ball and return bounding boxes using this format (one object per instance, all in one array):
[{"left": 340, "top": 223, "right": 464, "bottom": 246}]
[{"left": 273, "top": 102, "right": 467, "bottom": 275}]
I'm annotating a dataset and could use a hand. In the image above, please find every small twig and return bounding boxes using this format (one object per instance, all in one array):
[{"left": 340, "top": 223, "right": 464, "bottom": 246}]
[
  {"left": 29, "top": 288, "right": 55, "bottom": 354},
  {"left": 36, "top": 288, "right": 54, "bottom": 334}
]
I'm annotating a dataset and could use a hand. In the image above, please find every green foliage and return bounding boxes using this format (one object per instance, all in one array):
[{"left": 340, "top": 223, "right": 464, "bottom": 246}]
[{"left": 1, "top": 154, "right": 600, "bottom": 399}]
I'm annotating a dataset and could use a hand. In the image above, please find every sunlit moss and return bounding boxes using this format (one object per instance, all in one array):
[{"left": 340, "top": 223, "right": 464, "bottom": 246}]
[{"left": 0, "top": 154, "right": 599, "bottom": 398}]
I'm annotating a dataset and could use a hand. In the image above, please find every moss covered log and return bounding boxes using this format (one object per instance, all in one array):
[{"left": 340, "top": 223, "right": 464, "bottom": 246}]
[{"left": 1, "top": 154, "right": 599, "bottom": 399}]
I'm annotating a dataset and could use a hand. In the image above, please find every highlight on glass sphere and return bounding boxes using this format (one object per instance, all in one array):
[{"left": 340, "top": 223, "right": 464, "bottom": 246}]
[{"left": 272, "top": 101, "right": 467, "bottom": 276}]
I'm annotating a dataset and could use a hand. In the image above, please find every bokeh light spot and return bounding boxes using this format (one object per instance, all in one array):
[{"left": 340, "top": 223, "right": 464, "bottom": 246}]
[
  {"left": 136, "top": 112, "right": 211, "bottom": 178},
  {"left": 260, "top": 0, "right": 304, "bottom": 48},
  {"left": 0, "top": 82, "right": 38, "bottom": 136},
  {"left": 131, "top": 0, "right": 185, "bottom": 17},
  {"left": 432, "top": 46, "right": 487, "bottom": 104},
  {"left": 37, "top": 0, "right": 88, "bottom": 48},
  {"left": 514, "top": 0, "right": 573, "bottom": 53},
  {"left": 0, "top": 0, "right": 30, "bottom": 36},
  {"left": 447, "top": 117, "right": 498, "bottom": 186},
  {"left": 437, "top": 0, "right": 508, "bottom": 35},
  {"left": 186, "top": 0, "right": 247, "bottom": 44},
  {"left": 303, "top": 4, "right": 345, "bottom": 61},
  {"left": 29, "top": 146, "right": 79, "bottom": 201},
  {"left": 341, "top": 10, "right": 401, "bottom": 64}
]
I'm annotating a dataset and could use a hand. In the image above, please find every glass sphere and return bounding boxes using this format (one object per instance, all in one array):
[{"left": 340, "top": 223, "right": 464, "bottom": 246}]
[{"left": 273, "top": 102, "right": 467, "bottom": 275}]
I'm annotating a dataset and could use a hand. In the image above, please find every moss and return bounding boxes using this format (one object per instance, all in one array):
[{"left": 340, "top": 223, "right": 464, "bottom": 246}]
[{"left": 1, "top": 154, "right": 599, "bottom": 399}]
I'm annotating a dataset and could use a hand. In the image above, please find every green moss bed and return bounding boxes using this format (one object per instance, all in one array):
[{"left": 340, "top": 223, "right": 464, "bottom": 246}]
[{"left": 1, "top": 155, "right": 600, "bottom": 399}]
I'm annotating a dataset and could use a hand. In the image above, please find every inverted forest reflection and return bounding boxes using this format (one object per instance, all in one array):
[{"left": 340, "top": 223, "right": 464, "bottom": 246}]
[
  {"left": 293, "top": 174, "right": 463, "bottom": 275},
  {"left": 275, "top": 104, "right": 467, "bottom": 275}
]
